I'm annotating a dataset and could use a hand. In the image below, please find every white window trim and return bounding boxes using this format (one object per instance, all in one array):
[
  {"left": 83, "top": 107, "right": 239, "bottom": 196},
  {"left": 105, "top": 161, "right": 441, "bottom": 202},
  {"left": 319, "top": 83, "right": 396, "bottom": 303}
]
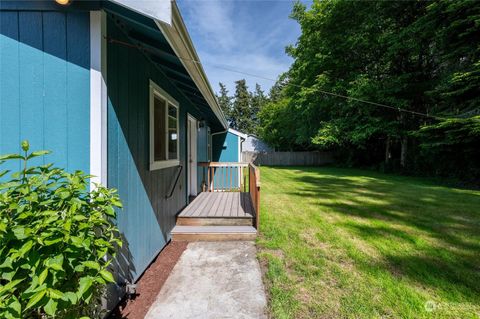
[{"left": 149, "top": 80, "right": 180, "bottom": 170}]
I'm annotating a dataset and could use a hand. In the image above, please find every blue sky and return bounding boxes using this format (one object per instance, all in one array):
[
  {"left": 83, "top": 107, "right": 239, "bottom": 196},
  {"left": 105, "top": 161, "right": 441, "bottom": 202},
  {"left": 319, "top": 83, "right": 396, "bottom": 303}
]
[{"left": 177, "top": 0, "right": 303, "bottom": 94}]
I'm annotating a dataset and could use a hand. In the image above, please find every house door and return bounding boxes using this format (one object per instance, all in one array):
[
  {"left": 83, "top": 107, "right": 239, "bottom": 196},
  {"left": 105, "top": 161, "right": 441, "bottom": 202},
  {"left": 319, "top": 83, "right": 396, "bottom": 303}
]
[{"left": 187, "top": 115, "right": 197, "bottom": 197}]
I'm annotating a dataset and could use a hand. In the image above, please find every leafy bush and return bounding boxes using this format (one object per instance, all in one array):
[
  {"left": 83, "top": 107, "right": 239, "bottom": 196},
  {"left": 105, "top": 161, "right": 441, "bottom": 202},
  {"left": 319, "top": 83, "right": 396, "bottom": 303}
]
[{"left": 0, "top": 141, "right": 122, "bottom": 318}]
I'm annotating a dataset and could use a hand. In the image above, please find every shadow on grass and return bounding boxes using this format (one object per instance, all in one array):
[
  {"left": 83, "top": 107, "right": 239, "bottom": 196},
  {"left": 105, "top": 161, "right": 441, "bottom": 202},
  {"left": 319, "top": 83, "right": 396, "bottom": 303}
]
[{"left": 273, "top": 166, "right": 480, "bottom": 302}]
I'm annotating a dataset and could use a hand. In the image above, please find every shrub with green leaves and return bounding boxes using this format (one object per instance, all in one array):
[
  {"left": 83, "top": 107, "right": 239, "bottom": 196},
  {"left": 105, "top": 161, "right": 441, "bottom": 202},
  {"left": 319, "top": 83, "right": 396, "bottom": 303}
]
[{"left": 0, "top": 141, "right": 122, "bottom": 318}]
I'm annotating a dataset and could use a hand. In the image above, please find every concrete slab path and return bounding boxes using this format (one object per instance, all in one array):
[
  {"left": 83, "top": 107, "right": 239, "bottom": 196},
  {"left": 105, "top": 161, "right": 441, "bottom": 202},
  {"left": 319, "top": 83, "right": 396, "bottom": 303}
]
[{"left": 145, "top": 241, "right": 267, "bottom": 319}]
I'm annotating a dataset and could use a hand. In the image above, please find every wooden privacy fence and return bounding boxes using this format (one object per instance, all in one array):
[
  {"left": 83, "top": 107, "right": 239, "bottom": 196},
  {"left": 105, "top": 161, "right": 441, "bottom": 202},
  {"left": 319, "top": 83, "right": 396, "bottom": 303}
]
[
  {"left": 198, "top": 162, "right": 261, "bottom": 229},
  {"left": 242, "top": 151, "right": 334, "bottom": 166}
]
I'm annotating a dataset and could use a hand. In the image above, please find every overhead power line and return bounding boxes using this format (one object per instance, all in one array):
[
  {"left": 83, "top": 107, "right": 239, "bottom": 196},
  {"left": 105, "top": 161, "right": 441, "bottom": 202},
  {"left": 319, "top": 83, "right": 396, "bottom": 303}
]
[
  {"left": 108, "top": 36, "right": 452, "bottom": 121},
  {"left": 174, "top": 56, "right": 448, "bottom": 120}
]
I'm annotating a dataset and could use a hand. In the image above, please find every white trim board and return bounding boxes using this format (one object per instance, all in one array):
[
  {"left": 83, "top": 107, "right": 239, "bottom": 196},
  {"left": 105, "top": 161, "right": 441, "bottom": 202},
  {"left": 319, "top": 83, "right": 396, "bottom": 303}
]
[
  {"left": 90, "top": 11, "right": 108, "bottom": 189},
  {"left": 187, "top": 114, "right": 198, "bottom": 197},
  {"left": 149, "top": 80, "right": 180, "bottom": 171},
  {"left": 228, "top": 128, "right": 247, "bottom": 139}
]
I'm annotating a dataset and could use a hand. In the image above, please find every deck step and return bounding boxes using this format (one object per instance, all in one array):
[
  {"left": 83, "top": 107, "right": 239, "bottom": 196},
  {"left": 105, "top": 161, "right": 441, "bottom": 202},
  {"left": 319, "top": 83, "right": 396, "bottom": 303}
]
[
  {"left": 176, "top": 216, "right": 253, "bottom": 226},
  {"left": 171, "top": 226, "right": 257, "bottom": 241}
]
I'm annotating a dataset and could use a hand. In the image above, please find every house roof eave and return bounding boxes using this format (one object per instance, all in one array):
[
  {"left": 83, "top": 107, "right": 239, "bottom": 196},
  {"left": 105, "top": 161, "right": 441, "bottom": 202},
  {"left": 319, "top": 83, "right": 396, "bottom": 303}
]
[
  {"left": 109, "top": 0, "right": 172, "bottom": 25},
  {"left": 154, "top": 2, "right": 228, "bottom": 131}
]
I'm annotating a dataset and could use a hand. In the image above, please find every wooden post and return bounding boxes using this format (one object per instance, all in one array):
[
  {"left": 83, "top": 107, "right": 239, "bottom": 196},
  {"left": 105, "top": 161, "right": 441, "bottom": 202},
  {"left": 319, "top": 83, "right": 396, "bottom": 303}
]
[
  {"left": 207, "top": 166, "right": 210, "bottom": 192},
  {"left": 211, "top": 167, "right": 214, "bottom": 192}
]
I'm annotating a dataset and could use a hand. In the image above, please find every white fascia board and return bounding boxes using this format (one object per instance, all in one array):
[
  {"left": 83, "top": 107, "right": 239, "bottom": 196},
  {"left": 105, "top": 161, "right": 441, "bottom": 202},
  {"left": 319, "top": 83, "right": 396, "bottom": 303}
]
[
  {"left": 228, "top": 128, "right": 247, "bottom": 140},
  {"left": 109, "top": 0, "right": 172, "bottom": 25},
  {"left": 154, "top": 2, "right": 228, "bottom": 130}
]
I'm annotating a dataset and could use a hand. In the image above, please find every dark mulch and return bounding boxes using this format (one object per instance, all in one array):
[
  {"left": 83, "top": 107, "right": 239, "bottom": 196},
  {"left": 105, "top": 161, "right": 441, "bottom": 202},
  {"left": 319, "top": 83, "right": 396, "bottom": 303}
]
[{"left": 109, "top": 241, "right": 188, "bottom": 319}]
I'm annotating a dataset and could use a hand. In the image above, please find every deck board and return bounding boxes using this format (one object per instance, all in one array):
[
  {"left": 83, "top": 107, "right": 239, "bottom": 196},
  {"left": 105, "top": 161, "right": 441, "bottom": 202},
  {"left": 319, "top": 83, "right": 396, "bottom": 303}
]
[
  {"left": 210, "top": 193, "right": 223, "bottom": 217},
  {"left": 216, "top": 192, "right": 227, "bottom": 217},
  {"left": 226, "top": 193, "right": 234, "bottom": 217},
  {"left": 232, "top": 192, "right": 239, "bottom": 217},
  {"left": 179, "top": 192, "right": 254, "bottom": 218},
  {"left": 190, "top": 192, "right": 210, "bottom": 217}
]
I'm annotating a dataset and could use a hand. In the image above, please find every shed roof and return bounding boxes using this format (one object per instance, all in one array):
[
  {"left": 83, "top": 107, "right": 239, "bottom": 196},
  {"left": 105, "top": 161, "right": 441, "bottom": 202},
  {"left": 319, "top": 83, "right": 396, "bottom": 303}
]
[{"left": 228, "top": 128, "right": 248, "bottom": 139}]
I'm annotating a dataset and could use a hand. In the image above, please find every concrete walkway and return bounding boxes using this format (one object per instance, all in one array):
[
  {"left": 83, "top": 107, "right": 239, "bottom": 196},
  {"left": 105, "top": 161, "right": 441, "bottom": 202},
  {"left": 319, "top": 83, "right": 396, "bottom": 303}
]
[{"left": 145, "top": 241, "right": 267, "bottom": 319}]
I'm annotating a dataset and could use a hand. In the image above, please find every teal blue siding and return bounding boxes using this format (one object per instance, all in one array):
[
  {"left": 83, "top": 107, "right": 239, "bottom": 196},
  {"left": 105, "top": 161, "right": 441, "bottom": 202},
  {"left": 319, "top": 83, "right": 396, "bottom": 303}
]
[
  {"left": 212, "top": 131, "right": 240, "bottom": 188},
  {"left": 106, "top": 16, "right": 213, "bottom": 283},
  {"left": 0, "top": 10, "right": 90, "bottom": 174},
  {"left": 214, "top": 131, "right": 239, "bottom": 162}
]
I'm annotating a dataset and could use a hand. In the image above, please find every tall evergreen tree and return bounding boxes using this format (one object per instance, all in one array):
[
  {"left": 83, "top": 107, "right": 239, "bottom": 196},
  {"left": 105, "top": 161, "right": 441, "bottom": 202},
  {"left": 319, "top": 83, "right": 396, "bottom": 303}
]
[
  {"left": 231, "top": 79, "right": 254, "bottom": 133},
  {"left": 268, "top": 74, "right": 288, "bottom": 103},
  {"left": 217, "top": 83, "right": 233, "bottom": 126},
  {"left": 250, "top": 84, "right": 267, "bottom": 135}
]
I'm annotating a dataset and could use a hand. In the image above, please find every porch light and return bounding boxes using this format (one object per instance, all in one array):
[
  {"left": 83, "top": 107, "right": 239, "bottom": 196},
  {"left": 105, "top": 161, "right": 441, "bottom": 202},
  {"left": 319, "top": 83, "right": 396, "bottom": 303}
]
[{"left": 55, "top": 0, "right": 72, "bottom": 5}]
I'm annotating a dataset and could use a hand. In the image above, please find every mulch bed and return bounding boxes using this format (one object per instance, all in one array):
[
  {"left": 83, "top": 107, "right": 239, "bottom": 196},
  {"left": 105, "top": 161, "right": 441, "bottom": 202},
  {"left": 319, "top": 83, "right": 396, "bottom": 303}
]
[{"left": 109, "top": 241, "right": 189, "bottom": 319}]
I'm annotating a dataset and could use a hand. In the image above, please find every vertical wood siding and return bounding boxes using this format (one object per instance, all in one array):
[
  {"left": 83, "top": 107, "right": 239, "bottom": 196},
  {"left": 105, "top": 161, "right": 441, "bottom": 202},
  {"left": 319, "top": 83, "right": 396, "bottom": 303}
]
[
  {"left": 106, "top": 17, "right": 209, "bottom": 283},
  {"left": 212, "top": 131, "right": 240, "bottom": 187},
  {"left": 0, "top": 11, "right": 90, "bottom": 174}
]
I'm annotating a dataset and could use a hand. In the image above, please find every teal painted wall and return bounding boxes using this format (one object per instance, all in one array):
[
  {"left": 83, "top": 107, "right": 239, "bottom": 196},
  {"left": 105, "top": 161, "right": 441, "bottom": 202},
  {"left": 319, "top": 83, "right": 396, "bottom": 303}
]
[
  {"left": 214, "top": 131, "right": 239, "bottom": 162},
  {"left": 106, "top": 15, "right": 214, "bottom": 285},
  {"left": 0, "top": 11, "right": 90, "bottom": 175},
  {"left": 212, "top": 131, "right": 240, "bottom": 188}
]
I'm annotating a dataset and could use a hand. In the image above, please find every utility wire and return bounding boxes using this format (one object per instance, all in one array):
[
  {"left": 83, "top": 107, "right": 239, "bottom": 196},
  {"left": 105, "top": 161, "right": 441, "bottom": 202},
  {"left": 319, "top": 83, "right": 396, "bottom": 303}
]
[
  {"left": 174, "top": 55, "right": 450, "bottom": 121},
  {"left": 202, "top": 64, "right": 447, "bottom": 120},
  {"left": 107, "top": 36, "right": 454, "bottom": 121}
]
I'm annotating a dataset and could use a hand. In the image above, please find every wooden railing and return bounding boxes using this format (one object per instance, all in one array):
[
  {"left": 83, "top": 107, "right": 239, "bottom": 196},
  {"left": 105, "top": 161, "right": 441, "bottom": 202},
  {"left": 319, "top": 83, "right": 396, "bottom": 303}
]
[
  {"left": 198, "top": 162, "right": 249, "bottom": 192},
  {"left": 198, "top": 162, "right": 261, "bottom": 229},
  {"left": 248, "top": 163, "right": 261, "bottom": 229}
]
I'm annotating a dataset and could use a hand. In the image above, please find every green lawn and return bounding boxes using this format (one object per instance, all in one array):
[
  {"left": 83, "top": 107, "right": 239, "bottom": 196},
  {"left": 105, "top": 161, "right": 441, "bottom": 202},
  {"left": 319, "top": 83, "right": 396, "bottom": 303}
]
[{"left": 257, "top": 167, "right": 480, "bottom": 319}]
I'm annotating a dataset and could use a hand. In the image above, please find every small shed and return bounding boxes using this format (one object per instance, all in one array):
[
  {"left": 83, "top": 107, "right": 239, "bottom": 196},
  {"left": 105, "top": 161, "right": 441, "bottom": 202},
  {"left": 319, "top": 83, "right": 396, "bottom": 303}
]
[
  {"left": 243, "top": 134, "right": 273, "bottom": 153},
  {"left": 212, "top": 128, "right": 247, "bottom": 163},
  {"left": 209, "top": 128, "right": 247, "bottom": 188}
]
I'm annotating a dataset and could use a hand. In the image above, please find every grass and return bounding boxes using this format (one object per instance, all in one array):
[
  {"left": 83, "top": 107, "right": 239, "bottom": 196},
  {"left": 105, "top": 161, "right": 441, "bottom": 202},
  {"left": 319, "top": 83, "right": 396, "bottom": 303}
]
[{"left": 256, "top": 166, "right": 480, "bottom": 319}]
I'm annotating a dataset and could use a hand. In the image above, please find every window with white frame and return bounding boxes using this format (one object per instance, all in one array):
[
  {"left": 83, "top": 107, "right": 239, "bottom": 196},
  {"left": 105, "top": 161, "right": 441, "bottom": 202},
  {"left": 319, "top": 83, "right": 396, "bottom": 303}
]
[{"left": 149, "top": 80, "right": 179, "bottom": 170}]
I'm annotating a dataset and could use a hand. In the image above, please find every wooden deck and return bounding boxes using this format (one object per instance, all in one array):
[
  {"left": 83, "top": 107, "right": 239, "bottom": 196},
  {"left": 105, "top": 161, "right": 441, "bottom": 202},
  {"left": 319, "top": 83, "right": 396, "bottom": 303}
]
[
  {"left": 172, "top": 163, "right": 260, "bottom": 241},
  {"left": 179, "top": 192, "right": 254, "bottom": 218}
]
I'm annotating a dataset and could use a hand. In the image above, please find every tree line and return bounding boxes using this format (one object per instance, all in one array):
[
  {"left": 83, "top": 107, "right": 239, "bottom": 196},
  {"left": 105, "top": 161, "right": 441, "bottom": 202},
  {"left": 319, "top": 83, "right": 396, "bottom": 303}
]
[
  {"left": 254, "top": 0, "right": 480, "bottom": 182},
  {"left": 216, "top": 80, "right": 269, "bottom": 136}
]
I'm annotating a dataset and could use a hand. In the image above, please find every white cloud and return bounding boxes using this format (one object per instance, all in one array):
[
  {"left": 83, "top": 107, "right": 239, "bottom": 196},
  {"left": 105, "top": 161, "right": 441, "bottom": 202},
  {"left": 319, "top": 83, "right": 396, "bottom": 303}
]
[
  {"left": 180, "top": 0, "right": 236, "bottom": 51},
  {"left": 178, "top": 0, "right": 300, "bottom": 93}
]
